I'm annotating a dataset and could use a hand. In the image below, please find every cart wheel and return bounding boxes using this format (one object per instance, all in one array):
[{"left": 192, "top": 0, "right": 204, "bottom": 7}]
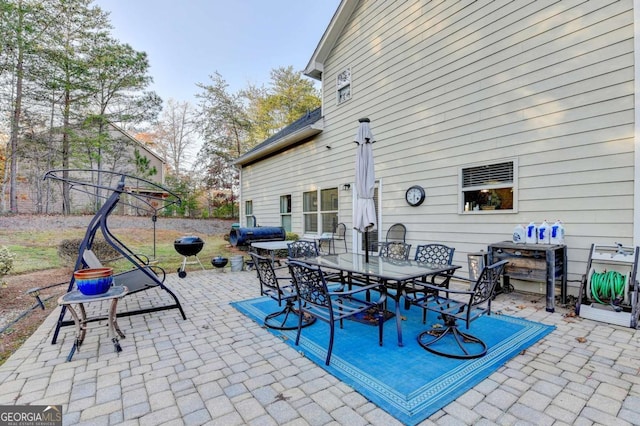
[{"left": 178, "top": 270, "right": 187, "bottom": 278}]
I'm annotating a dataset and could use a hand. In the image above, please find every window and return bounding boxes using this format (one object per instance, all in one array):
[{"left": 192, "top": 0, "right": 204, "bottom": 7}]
[
  {"left": 321, "top": 188, "right": 338, "bottom": 234},
  {"left": 245, "top": 200, "right": 254, "bottom": 226},
  {"left": 460, "top": 160, "right": 516, "bottom": 213},
  {"left": 280, "top": 195, "right": 292, "bottom": 232},
  {"left": 337, "top": 68, "right": 351, "bottom": 104},
  {"left": 303, "top": 191, "right": 318, "bottom": 233},
  {"left": 303, "top": 187, "right": 339, "bottom": 234}
]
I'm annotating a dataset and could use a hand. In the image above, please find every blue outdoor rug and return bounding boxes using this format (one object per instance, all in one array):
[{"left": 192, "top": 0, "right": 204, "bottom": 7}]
[{"left": 232, "top": 296, "right": 555, "bottom": 425}]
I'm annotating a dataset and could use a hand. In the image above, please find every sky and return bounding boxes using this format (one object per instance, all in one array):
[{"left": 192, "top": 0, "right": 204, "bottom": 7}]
[{"left": 94, "top": 0, "right": 342, "bottom": 104}]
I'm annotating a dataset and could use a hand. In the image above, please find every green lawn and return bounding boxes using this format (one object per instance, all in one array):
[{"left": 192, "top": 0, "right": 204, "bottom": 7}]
[{"left": 0, "top": 227, "right": 241, "bottom": 275}]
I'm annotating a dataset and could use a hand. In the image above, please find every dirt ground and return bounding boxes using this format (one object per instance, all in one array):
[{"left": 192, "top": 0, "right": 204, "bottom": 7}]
[{"left": 0, "top": 214, "right": 236, "bottom": 364}]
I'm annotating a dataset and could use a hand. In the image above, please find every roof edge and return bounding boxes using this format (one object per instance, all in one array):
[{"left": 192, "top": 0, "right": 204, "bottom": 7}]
[
  {"left": 304, "top": 0, "right": 358, "bottom": 80},
  {"left": 234, "top": 118, "right": 324, "bottom": 166}
]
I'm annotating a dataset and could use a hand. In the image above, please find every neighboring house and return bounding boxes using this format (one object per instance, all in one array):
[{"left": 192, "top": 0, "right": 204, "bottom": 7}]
[
  {"left": 235, "top": 0, "right": 638, "bottom": 294},
  {"left": 6, "top": 122, "right": 165, "bottom": 214}
]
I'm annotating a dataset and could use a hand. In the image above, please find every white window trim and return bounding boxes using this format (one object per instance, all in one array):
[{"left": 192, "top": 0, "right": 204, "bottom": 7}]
[
  {"left": 280, "top": 194, "right": 292, "bottom": 231},
  {"left": 245, "top": 200, "right": 255, "bottom": 226},
  {"left": 302, "top": 187, "right": 339, "bottom": 235},
  {"left": 336, "top": 67, "right": 351, "bottom": 105},
  {"left": 458, "top": 158, "right": 518, "bottom": 214}
]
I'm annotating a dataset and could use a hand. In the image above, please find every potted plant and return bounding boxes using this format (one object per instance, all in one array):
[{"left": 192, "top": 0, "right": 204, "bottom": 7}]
[{"left": 481, "top": 190, "right": 501, "bottom": 210}]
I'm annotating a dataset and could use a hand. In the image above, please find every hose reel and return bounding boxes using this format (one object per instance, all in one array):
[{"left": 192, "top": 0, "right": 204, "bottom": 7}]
[
  {"left": 577, "top": 243, "right": 639, "bottom": 328},
  {"left": 588, "top": 270, "right": 629, "bottom": 310}
]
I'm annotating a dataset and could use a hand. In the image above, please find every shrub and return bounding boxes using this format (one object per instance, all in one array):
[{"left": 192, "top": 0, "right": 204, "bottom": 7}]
[
  {"left": 0, "top": 246, "right": 16, "bottom": 288},
  {"left": 58, "top": 238, "right": 120, "bottom": 266}
]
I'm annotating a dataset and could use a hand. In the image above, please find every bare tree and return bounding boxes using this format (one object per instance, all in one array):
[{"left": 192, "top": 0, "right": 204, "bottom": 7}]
[{"left": 152, "top": 99, "right": 198, "bottom": 175}]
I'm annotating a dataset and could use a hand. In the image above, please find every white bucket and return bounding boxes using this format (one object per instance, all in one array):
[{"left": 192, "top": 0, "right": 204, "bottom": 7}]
[{"left": 230, "top": 255, "right": 244, "bottom": 272}]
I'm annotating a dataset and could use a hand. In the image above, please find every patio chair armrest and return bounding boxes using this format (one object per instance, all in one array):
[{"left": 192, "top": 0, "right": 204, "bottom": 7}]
[
  {"left": 26, "top": 281, "right": 69, "bottom": 310},
  {"left": 149, "top": 265, "right": 166, "bottom": 283},
  {"left": 274, "top": 275, "right": 293, "bottom": 283},
  {"left": 449, "top": 274, "right": 473, "bottom": 283},
  {"left": 411, "top": 281, "right": 474, "bottom": 296},
  {"left": 329, "top": 282, "right": 383, "bottom": 297}
]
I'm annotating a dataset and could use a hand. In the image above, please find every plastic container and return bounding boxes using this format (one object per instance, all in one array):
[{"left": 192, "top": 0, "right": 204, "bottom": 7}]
[
  {"left": 538, "top": 220, "right": 550, "bottom": 244},
  {"left": 550, "top": 220, "right": 565, "bottom": 244},
  {"left": 525, "top": 222, "right": 538, "bottom": 244},
  {"left": 230, "top": 255, "right": 244, "bottom": 272},
  {"left": 512, "top": 224, "right": 526, "bottom": 244}
]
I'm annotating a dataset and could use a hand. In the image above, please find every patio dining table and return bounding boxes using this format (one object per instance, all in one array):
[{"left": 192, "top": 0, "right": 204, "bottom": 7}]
[
  {"left": 299, "top": 253, "right": 461, "bottom": 346},
  {"left": 250, "top": 240, "right": 290, "bottom": 265}
]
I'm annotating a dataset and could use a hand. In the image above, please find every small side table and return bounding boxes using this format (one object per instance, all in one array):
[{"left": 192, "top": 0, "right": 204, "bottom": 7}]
[
  {"left": 488, "top": 241, "right": 567, "bottom": 313},
  {"left": 57, "top": 286, "right": 128, "bottom": 362}
]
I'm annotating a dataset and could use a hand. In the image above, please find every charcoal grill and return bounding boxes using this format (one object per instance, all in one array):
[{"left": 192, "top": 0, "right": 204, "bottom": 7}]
[{"left": 174, "top": 236, "right": 205, "bottom": 278}]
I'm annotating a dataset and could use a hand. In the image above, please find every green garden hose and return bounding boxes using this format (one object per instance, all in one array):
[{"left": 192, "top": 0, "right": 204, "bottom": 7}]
[{"left": 590, "top": 270, "right": 626, "bottom": 305}]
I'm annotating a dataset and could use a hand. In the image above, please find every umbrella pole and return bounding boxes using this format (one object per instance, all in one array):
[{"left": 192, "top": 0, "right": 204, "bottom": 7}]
[{"left": 365, "top": 230, "right": 369, "bottom": 263}]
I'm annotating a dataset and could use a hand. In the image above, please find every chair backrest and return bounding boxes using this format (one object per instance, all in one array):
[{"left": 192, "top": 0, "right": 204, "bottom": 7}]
[
  {"left": 386, "top": 223, "right": 407, "bottom": 242},
  {"left": 379, "top": 241, "right": 412, "bottom": 260},
  {"left": 288, "top": 240, "right": 320, "bottom": 258},
  {"left": 334, "top": 223, "right": 346, "bottom": 239},
  {"left": 249, "top": 252, "right": 284, "bottom": 297},
  {"left": 470, "top": 260, "right": 509, "bottom": 309},
  {"left": 414, "top": 244, "right": 455, "bottom": 264},
  {"left": 288, "top": 260, "right": 332, "bottom": 312}
]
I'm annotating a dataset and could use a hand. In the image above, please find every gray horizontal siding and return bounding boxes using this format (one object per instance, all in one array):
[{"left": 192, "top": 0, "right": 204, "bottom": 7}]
[{"left": 241, "top": 0, "right": 636, "bottom": 291}]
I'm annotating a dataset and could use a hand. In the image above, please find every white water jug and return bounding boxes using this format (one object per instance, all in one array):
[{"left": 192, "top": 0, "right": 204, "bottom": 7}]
[
  {"left": 525, "top": 222, "right": 537, "bottom": 244},
  {"left": 538, "top": 220, "right": 550, "bottom": 244},
  {"left": 513, "top": 224, "right": 526, "bottom": 244},
  {"left": 550, "top": 220, "right": 565, "bottom": 244}
]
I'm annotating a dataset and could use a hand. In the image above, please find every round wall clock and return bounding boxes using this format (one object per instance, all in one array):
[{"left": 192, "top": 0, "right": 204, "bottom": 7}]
[{"left": 405, "top": 185, "right": 426, "bottom": 207}]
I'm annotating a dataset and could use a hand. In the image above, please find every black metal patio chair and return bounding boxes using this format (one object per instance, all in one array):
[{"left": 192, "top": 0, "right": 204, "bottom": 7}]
[
  {"left": 379, "top": 241, "right": 412, "bottom": 260},
  {"left": 288, "top": 239, "right": 343, "bottom": 286},
  {"left": 386, "top": 223, "right": 407, "bottom": 242},
  {"left": 414, "top": 244, "right": 455, "bottom": 264},
  {"left": 288, "top": 260, "right": 386, "bottom": 365},
  {"left": 287, "top": 240, "right": 320, "bottom": 258},
  {"left": 249, "top": 252, "right": 316, "bottom": 330},
  {"left": 318, "top": 223, "right": 348, "bottom": 254},
  {"left": 404, "top": 244, "right": 457, "bottom": 320},
  {"left": 407, "top": 259, "right": 508, "bottom": 359}
]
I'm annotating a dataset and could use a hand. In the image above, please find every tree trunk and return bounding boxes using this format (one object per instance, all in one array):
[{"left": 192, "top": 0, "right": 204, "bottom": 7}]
[
  {"left": 8, "top": 5, "right": 25, "bottom": 214},
  {"left": 62, "top": 88, "right": 71, "bottom": 215}
]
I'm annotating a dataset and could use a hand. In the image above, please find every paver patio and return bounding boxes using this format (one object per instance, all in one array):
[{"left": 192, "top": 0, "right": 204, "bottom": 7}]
[{"left": 0, "top": 269, "right": 639, "bottom": 425}]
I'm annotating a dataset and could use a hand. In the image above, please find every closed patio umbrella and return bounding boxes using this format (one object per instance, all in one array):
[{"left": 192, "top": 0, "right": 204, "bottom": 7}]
[{"left": 353, "top": 118, "right": 377, "bottom": 262}]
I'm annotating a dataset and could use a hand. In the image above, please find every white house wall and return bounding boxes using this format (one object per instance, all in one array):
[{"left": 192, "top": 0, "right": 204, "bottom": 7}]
[
  {"left": 240, "top": 0, "right": 636, "bottom": 294},
  {"left": 241, "top": 134, "right": 352, "bottom": 232}
]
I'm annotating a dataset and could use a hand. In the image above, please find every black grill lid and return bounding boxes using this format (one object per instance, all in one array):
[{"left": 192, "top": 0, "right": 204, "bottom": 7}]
[{"left": 174, "top": 236, "right": 204, "bottom": 245}]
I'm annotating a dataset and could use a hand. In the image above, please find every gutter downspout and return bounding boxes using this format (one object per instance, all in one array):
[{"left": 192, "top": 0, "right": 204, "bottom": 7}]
[{"left": 634, "top": 0, "right": 640, "bottom": 247}]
